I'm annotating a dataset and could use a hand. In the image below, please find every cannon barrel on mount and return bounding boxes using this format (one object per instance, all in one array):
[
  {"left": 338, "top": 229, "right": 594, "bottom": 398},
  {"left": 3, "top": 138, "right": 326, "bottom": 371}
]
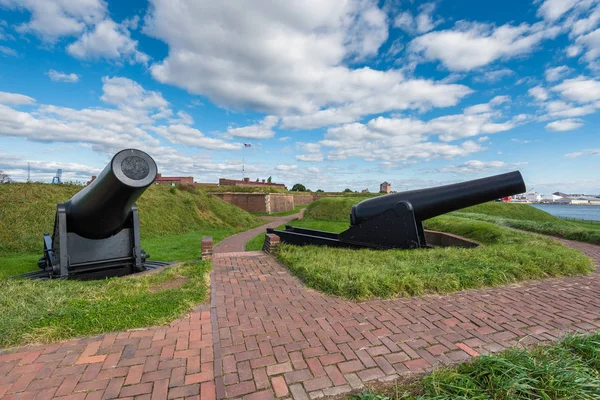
[
  {"left": 268, "top": 171, "right": 526, "bottom": 250},
  {"left": 32, "top": 149, "right": 162, "bottom": 280}
]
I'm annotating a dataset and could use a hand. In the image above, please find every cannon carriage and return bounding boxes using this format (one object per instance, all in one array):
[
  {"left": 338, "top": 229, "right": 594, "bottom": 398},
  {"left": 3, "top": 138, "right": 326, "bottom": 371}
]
[
  {"left": 268, "top": 171, "right": 526, "bottom": 250},
  {"left": 26, "top": 149, "right": 167, "bottom": 280}
]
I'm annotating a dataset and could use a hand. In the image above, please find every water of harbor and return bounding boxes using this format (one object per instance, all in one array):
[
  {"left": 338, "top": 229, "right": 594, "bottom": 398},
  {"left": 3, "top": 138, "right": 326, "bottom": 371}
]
[{"left": 530, "top": 204, "right": 600, "bottom": 222}]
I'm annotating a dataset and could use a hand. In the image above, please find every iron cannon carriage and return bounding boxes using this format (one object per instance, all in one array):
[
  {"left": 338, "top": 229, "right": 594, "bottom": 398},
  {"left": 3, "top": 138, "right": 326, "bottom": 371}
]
[{"left": 27, "top": 149, "right": 167, "bottom": 280}]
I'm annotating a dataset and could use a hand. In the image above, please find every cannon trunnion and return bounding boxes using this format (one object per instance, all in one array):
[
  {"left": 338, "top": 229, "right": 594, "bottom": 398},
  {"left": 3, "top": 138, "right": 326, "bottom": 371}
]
[
  {"left": 268, "top": 171, "right": 526, "bottom": 250},
  {"left": 34, "top": 149, "right": 159, "bottom": 280}
]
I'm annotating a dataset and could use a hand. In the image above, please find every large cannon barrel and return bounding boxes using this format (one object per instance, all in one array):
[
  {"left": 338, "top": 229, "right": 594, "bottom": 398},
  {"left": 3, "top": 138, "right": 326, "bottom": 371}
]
[
  {"left": 66, "top": 149, "right": 157, "bottom": 239},
  {"left": 351, "top": 171, "right": 526, "bottom": 225}
]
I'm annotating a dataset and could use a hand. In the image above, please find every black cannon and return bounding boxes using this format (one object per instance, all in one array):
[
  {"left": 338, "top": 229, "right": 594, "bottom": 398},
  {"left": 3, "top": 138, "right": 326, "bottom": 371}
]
[
  {"left": 268, "top": 171, "right": 526, "bottom": 250},
  {"left": 29, "top": 149, "right": 166, "bottom": 280}
]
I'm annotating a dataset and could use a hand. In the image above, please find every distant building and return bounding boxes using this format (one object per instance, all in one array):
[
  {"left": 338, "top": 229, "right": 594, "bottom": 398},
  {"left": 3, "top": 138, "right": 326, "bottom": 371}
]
[
  {"left": 361, "top": 188, "right": 369, "bottom": 193},
  {"left": 380, "top": 181, "right": 391, "bottom": 194},
  {"left": 154, "top": 174, "right": 194, "bottom": 186},
  {"left": 525, "top": 192, "right": 542, "bottom": 202},
  {"left": 219, "top": 177, "right": 287, "bottom": 189}
]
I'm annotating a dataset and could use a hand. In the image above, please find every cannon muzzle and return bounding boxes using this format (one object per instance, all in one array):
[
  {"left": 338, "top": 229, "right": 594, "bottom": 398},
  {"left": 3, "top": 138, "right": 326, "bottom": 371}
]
[
  {"left": 66, "top": 149, "right": 157, "bottom": 239},
  {"left": 351, "top": 171, "right": 526, "bottom": 225}
]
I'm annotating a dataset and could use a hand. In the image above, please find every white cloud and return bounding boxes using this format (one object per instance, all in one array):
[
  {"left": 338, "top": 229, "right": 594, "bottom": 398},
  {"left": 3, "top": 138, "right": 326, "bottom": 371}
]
[
  {"left": 565, "top": 148, "right": 600, "bottom": 157},
  {"left": 296, "top": 142, "right": 324, "bottom": 162},
  {"left": 67, "top": 19, "right": 148, "bottom": 64},
  {"left": 528, "top": 86, "right": 550, "bottom": 101},
  {"left": 473, "top": 68, "right": 513, "bottom": 83},
  {"left": 149, "top": 125, "right": 241, "bottom": 150},
  {"left": 275, "top": 164, "right": 297, "bottom": 171},
  {"left": 47, "top": 69, "right": 80, "bottom": 83},
  {"left": 552, "top": 76, "right": 600, "bottom": 102},
  {"left": 544, "top": 100, "right": 596, "bottom": 118},
  {"left": 394, "top": 3, "right": 442, "bottom": 35},
  {"left": 226, "top": 116, "right": 279, "bottom": 139},
  {"left": 0, "top": 45, "right": 17, "bottom": 56},
  {"left": 545, "top": 118, "right": 584, "bottom": 131},
  {"left": 168, "top": 110, "right": 193, "bottom": 125},
  {"left": 437, "top": 160, "right": 507, "bottom": 174},
  {"left": 0, "top": 0, "right": 106, "bottom": 41},
  {"left": 145, "top": 0, "right": 472, "bottom": 129},
  {"left": 0, "top": 76, "right": 241, "bottom": 154},
  {"left": 569, "top": 28, "right": 600, "bottom": 66},
  {"left": 100, "top": 76, "right": 168, "bottom": 110},
  {"left": 545, "top": 65, "right": 572, "bottom": 81},
  {"left": 0, "top": 153, "right": 100, "bottom": 175},
  {"left": 0, "top": 91, "right": 36, "bottom": 105},
  {"left": 537, "top": 0, "right": 582, "bottom": 21},
  {"left": 409, "top": 21, "right": 559, "bottom": 71},
  {"left": 317, "top": 96, "right": 521, "bottom": 162}
]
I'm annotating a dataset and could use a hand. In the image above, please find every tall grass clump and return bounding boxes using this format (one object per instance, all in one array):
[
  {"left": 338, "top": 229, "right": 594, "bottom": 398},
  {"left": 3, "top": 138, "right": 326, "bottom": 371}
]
[{"left": 351, "top": 333, "right": 600, "bottom": 399}]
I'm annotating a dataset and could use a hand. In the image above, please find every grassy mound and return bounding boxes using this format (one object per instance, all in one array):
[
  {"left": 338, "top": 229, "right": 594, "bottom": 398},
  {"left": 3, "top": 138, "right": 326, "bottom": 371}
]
[
  {"left": 352, "top": 332, "right": 600, "bottom": 400},
  {"left": 0, "top": 183, "right": 262, "bottom": 255},
  {"left": 303, "top": 197, "right": 361, "bottom": 221},
  {"left": 0, "top": 261, "right": 209, "bottom": 348},
  {"left": 276, "top": 215, "right": 593, "bottom": 300}
]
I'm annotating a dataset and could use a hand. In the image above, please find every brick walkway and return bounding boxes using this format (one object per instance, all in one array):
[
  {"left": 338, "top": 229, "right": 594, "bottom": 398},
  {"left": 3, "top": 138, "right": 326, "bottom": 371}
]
[
  {"left": 214, "top": 210, "right": 305, "bottom": 254},
  {"left": 0, "top": 238, "right": 599, "bottom": 399}
]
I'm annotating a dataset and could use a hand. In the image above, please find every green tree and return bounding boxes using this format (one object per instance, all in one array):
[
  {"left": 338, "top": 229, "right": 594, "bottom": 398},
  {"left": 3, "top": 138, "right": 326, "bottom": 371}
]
[
  {"left": 343, "top": 188, "right": 352, "bottom": 193},
  {"left": 291, "top": 183, "right": 307, "bottom": 191},
  {"left": 316, "top": 189, "right": 324, "bottom": 193},
  {"left": 267, "top": 176, "right": 272, "bottom": 183},
  {"left": 0, "top": 170, "right": 12, "bottom": 184}
]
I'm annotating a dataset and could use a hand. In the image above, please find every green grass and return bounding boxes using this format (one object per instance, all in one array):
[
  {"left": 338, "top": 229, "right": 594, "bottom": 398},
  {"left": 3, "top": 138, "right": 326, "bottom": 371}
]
[
  {"left": 303, "top": 197, "right": 362, "bottom": 221},
  {"left": 0, "top": 261, "right": 210, "bottom": 347},
  {"left": 274, "top": 215, "right": 593, "bottom": 300},
  {"left": 305, "top": 197, "right": 600, "bottom": 245},
  {"left": 252, "top": 205, "right": 308, "bottom": 217},
  {"left": 0, "top": 183, "right": 264, "bottom": 346},
  {"left": 351, "top": 332, "right": 600, "bottom": 400},
  {"left": 0, "top": 183, "right": 262, "bottom": 255},
  {"left": 454, "top": 213, "right": 600, "bottom": 245},
  {"left": 245, "top": 218, "right": 350, "bottom": 251}
]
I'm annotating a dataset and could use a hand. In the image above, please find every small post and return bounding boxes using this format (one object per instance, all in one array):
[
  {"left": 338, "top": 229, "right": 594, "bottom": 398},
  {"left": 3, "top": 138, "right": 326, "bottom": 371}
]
[
  {"left": 263, "top": 233, "right": 280, "bottom": 254},
  {"left": 201, "top": 236, "right": 213, "bottom": 260}
]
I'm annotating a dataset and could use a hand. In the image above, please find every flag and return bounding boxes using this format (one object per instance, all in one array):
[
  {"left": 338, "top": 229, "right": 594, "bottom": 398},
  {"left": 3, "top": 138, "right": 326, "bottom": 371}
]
[{"left": 244, "top": 143, "right": 251, "bottom": 147}]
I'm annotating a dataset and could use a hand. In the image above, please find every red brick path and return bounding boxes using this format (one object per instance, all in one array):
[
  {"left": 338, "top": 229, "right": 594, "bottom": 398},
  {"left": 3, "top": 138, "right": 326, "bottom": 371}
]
[{"left": 0, "top": 238, "right": 599, "bottom": 399}]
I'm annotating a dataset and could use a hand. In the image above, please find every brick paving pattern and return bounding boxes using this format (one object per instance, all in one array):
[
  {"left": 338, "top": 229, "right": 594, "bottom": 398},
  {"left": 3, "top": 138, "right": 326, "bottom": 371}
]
[
  {"left": 213, "top": 210, "right": 304, "bottom": 254},
  {"left": 0, "top": 237, "right": 598, "bottom": 399}
]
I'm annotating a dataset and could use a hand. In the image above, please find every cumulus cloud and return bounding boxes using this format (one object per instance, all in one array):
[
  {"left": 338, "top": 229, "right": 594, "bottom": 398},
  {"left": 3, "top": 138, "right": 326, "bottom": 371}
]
[
  {"left": 528, "top": 86, "right": 550, "bottom": 101},
  {"left": 0, "top": 0, "right": 106, "bottom": 41},
  {"left": 67, "top": 19, "right": 149, "bottom": 64},
  {"left": 545, "top": 118, "right": 584, "bottom": 131},
  {"left": 394, "top": 2, "right": 443, "bottom": 35},
  {"left": 545, "top": 65, "right": 572, "bottom": 81},
  {"left": 226, "top": 116, "right": 279, "bottom": 139},
  {"left": 144, "top": 0, "right": 472, "bottom": 129},
  {"left": 317, "top": 96, "right": 522, "bottom": 162},
  {"left": 537, "top": 0, "right": 582, "bottom": 22},
  {"left": 552, "top": 76, "right": 600, "bottom": 102},
  {"left": 47, "top": 69, "right": 80, "bottom": 83},
  {"left": 296, "top": 142, "right": 324, "bottom": 162},
  {"left": 0, "top": 91, "right": 36, "bottom": 105},
  {"left": 409, "top": 21, "right": 559, "bottom": 71},
  {"left": 0, "top": 76, "right": 240, "bottom": 153}
]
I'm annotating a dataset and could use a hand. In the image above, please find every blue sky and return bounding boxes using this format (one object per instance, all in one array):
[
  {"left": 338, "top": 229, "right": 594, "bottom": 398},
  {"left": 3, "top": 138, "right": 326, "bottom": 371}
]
[{"left": 0, "top": 0, "right": 599, "bottom": 193}]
